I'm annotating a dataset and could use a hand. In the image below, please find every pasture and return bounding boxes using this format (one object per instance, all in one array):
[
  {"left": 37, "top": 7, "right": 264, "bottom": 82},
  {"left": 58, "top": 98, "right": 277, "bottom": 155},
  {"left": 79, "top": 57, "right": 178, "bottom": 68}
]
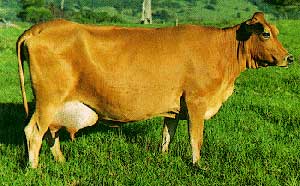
[{"left": 0, "top": 20, "right": 299, "bottom": 185}]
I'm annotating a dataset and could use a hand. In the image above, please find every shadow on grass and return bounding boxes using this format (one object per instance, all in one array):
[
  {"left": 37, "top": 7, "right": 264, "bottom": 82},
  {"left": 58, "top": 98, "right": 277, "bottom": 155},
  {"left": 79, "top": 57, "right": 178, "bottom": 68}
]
[
  {"left": 74, "top": 118, "right": 162, "bottom": 144},
  {"left": 0, "top": 101, "right": 163, "bottom": 152},
  {"left": 0, "top": 102, "right": 28, "bottom": 145},
  {"left": 0, "top": 102, "right": 191, "bottom": 169},
  {"left": 49, "top": 113, "right": 162, "bottom": 155}
]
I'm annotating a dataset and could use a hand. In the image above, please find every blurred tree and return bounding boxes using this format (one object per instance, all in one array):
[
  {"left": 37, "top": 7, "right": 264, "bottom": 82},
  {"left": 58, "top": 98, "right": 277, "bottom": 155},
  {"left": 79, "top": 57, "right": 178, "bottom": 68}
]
[
  {"left": 261, "top": 0, "right": 300, "bottom": 19},
  {"left": 60, "top": 0, "right": 64, "bottom": 10},
  {"left": 153, "top": 9, "right": 172, "bottom": 22},
  {"left": 264, "top": 0, "right": 299, "bottom": 5},
  {"left": 141, "top": 0, "right": 152, "bottom": 24},
  {"left": 19, "top": 0, "right": 53, "bottom": 23},
  {"left": 186, "top": 0, "right": 197, "bottom": 6},
  {"left": 24, "top": 6, "right": 52, "bottom": 22},
  {"left": 60, "top": 0, "right": 64, "bottom": 17},
  {"left": 20, "top": 0, "right": 45, "bottom": 9}
]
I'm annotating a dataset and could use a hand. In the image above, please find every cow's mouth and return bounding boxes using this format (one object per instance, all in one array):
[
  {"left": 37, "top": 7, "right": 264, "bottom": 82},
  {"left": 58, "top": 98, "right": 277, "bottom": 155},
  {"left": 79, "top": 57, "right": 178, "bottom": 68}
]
[
  {"left": 276, "top": 54, "right": 294, "bottom": 68},
  {"left": 257, "top": 60, "right": 275, "bottom": 67},
  {"left": 258, "top": 54, "right": 294, "bottom": 68}
]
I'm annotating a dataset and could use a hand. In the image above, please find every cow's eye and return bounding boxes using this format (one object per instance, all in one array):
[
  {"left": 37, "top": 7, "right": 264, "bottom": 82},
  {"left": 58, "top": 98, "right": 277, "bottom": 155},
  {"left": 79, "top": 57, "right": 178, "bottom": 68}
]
[{"left": 262, "top": 32, "right": 270, "bottom": 39}]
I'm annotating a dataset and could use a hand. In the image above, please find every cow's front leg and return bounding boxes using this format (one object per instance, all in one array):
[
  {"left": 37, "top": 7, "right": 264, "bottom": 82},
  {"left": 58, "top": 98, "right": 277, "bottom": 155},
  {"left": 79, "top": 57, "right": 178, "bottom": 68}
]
[
  {"left": 186, "top": 99, "right": 205, "bottom": 164},
  {"left": 161, "top": 117, "right": 178, "bottom": 153}
]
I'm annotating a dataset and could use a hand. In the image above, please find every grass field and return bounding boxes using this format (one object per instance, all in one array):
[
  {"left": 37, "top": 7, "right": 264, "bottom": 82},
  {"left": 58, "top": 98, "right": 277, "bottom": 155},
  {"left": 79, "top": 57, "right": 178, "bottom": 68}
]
[{"left": 0, "top": 19, "right": 299, "bottom": 185}]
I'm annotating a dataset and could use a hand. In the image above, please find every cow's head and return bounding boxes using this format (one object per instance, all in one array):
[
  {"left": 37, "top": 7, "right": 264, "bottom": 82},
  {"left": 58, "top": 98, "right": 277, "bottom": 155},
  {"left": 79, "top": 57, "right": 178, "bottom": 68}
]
[{"left": 236, "top": 12, "right": 294, "bottom": 68}]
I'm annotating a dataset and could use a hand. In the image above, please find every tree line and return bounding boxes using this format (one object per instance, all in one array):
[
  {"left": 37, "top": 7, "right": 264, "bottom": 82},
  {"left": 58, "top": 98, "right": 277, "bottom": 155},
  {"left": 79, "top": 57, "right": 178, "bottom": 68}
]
[
  {"left": 263, "top": 0, "right": 300, "bottom": 5},
  {"left": 1, "top": 0, "right": 299, "bottom": 24},
  {"left": 16, "top": 0, "right": 197, "bottom": 24},
  {"left": 17, "top": 0, "right": 142, "bottom": 23}
]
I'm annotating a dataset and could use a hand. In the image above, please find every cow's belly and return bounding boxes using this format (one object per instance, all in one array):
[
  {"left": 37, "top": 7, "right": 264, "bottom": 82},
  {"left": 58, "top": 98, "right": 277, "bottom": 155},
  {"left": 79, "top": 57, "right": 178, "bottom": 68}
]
[
  {"left": 96, "top": 94, "right": 181, "bottom": 122},
  {"left": 70, "top": 60, "right": 185, "bottom": 121}
]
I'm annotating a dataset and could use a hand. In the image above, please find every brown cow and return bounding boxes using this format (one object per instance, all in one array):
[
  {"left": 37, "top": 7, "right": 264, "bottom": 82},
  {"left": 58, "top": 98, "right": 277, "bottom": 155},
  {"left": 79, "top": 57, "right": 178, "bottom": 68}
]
[{"left": 17, "top": 12, "right": 293, "bottom": 168}]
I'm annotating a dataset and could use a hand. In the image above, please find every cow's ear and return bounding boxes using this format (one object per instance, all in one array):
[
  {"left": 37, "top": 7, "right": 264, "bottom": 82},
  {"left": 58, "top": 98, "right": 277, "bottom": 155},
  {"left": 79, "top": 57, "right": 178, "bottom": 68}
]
[
  {"left": 269, "top": 24, "right": 279, "bottom": 36},
  {"left": 245, "top": 21, "right": 264, "bottom": 35},
  {"left": 236, "top": 21, "right": 264, "bottom": 41},
  {"left": 236, "top": 22, "right": 250, "bottom": 41}
]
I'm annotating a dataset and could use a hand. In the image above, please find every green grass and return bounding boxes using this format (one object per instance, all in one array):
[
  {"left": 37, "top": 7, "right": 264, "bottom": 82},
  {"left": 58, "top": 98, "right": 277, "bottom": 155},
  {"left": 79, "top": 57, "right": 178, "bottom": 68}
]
[{"left": 0, "top": 20, "right": 299, "bottom": 185}]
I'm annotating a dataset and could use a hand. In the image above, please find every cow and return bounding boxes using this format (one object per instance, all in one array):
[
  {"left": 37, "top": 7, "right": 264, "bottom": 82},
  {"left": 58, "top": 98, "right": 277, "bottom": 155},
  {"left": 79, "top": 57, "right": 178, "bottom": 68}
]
[{"left": 17, "top": 12, "right": 293, "bottom": 168}]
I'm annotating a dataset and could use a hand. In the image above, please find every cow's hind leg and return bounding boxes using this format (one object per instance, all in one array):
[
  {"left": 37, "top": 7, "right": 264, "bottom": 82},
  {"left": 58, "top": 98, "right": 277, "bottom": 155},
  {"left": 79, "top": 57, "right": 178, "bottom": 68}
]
[
  {"left": 24, "top": 112, "right": 47, "bottom": 168},
  {"left": 24, "top": 112, "right": 38, "bottom": 167},
  {"left": 48, "top": 125, "right": 65, "bottom": 163},
  {"left": 24, "top": 109, "right": 53, "bottom": 168},
  {"left": 161, "top": 116, "right": 179, "bottom": 153}
]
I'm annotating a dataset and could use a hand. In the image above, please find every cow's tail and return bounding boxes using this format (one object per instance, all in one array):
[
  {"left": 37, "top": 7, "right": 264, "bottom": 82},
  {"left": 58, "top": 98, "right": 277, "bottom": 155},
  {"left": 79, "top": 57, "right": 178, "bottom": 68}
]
[
  {"left": 16, "top": 21, "right": 63, "bottom": 117},
  {"left": 17, "top": 31, "right": 31, "bottom": 117}
]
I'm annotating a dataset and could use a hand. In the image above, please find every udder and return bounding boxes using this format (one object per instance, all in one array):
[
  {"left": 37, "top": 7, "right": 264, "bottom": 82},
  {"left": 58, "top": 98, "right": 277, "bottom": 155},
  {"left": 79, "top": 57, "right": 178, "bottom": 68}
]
[{"left": 50, "top": 101, "right": 98, "bottom": 140}]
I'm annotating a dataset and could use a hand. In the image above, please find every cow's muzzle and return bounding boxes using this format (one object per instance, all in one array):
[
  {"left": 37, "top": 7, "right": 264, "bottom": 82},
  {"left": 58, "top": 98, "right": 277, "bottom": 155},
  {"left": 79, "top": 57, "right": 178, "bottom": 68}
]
[{"left": 285, "top": 54, "right": 294, "bottom": 65}]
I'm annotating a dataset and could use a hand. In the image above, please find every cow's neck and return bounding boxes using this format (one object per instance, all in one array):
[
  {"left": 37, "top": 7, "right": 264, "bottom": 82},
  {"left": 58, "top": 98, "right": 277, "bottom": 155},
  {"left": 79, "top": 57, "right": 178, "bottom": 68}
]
[
  {"left": 219, "top": 25, "right": 250, "bottom": 85},
  {"left": 233, "top": 24, "right": 258, "bottom": 71}
]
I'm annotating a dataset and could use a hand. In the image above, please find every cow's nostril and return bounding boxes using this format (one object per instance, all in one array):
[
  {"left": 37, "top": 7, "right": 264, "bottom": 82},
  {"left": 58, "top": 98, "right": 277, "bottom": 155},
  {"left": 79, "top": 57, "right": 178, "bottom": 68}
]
[{"left": 287, "top": 54, "right": 294, "bottom": 64}]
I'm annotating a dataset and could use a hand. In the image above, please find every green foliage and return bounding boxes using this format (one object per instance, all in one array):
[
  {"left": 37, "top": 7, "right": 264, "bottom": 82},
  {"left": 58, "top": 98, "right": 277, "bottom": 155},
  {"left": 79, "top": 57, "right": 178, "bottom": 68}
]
[
  {"left": 153, "top": 9, "right": 173, "bottom": 23},
  {"left": 20, "top": 0, "right": 45, "bottom": 9},
  {"left": 251, "top": 0, "right": 300, "bottom": 19},
  {"left": 204, "top": 0, "right": 217, "bottom": 10},
  {"left": 18, "top": 0, "right": 53, "bottom": 23},
  {"left": 0, "top": 1, "right": 20, "bottom": 20},
  {"left": 186, "top": 0, "right": 197, "bottom": 6},
  {"left": 204, "top": 4, "right": 216, "bottom": 10},
  {"left": 69, "top": 7, "right": 124, "bottom": 24},
  {"left": 264, "top": 0, "right": 299, "bottom": 5},
  {"left": 21, "top": 6, "right": 53, "bottom": 23}
]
